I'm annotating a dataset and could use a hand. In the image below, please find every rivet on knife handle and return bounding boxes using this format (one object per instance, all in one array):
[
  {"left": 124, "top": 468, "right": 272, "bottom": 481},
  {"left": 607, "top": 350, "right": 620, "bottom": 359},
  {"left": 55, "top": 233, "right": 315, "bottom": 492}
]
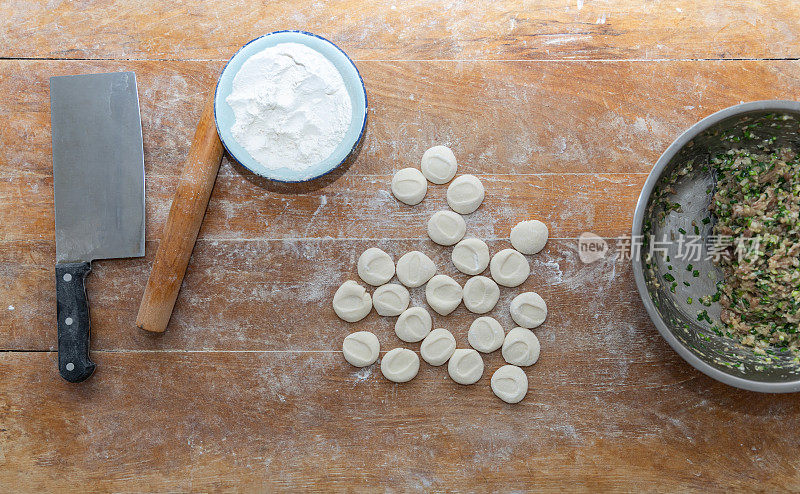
[
  {"left": 136, "top": 92, "right": 224, "bottom": 333},
  {"left": 56, "top": 262, "right": 96, "bottom": 383}
]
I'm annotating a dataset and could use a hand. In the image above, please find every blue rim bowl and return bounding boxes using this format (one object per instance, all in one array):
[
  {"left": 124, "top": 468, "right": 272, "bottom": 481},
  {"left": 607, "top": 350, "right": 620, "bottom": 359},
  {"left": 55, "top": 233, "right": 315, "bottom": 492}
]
[{"left": 214, "top": 30, "right": 368, "bottom": 183}]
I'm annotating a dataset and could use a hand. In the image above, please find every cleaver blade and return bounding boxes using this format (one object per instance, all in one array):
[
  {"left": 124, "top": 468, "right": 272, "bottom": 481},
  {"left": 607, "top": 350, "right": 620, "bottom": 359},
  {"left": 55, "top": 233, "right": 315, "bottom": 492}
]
[{"left": 50, "top": 72, "right": 145, "bottom": 383}]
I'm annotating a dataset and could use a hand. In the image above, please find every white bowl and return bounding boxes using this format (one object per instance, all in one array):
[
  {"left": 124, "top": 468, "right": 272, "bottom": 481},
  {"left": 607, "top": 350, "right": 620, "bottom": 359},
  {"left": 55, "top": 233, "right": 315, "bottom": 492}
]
[{"left": 214, "top": 30, "right": 368, "bottom": 182}]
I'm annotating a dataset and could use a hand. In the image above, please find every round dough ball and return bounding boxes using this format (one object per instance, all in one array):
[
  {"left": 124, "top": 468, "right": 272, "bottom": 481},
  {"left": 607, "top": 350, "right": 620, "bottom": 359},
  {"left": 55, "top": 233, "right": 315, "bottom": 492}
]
[
  {"left": 447, "top": 348, "right": 484, "bottom": 385},
  {"left": 502, "top": 327, "right": 540, "bottom": 367},
  {"left": 489, "top": 248, "right": 530, "bottom": 287},
  {"left": 381, "top": 348, "right": 420, "bottom": 383},
  {"left": 491, "top": 365, "right": 528, "bottom": 404},
  {"left": 425, "top": 275, "right": 462, "bottom": 316},
  {"left": 446, "top": 174, "right": 485, "bottom": 214},
  {"left": 396, "top": 251, "right": 436, "bottom": 288},
  {"left": 395, "top": 306, "right": 432, "bottom": 342},
  {"left": 332, "top": 280, "right": 372, "bottom": 322},
  {"left": 462, "top": 276, "right": 500, "bottom": 314},
  {"left": 373, "top": 283, "right": 410, "bottom": 316},
  {"left": 451, "top": 238, "right": 490, "bottom": 275},
  {"left": 357, "top": 247, "right": 395, "bottom": 286},
  {"left": 420, "top": 145, "right": 458, "bottom": 184},
  {"left": 427, "top": 211, "right": 466, "bottom": 246},
  {"left": 510, "top": 220, "right": 549, "bottom": 255},
  {"left": 420, "top": 328, "right": 456, "bottom": 366},
  {"left": 468, "top": 316, "right": 505, "bottom": 353},
  {"left": 391, "top": 167, "right": 427, "bottom": 205},
  {"left": 342, "top": 331, "right": 380, "bottom": 367},
  {"left": 510, "top": 291, "right": 547, "bottom": 329}
]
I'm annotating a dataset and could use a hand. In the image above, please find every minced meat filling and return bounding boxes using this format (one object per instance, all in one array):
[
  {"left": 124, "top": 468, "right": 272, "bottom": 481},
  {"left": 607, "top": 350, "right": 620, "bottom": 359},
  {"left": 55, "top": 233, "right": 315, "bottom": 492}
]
[{"left": 710, "top": 145, "right": 800, "bottom": 355}]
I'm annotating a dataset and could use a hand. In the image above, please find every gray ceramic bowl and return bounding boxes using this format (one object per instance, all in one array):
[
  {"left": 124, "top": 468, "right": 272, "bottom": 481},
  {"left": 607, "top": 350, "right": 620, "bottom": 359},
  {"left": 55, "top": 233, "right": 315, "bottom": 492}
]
[{"left": 632, "top": 100, "right": 800, "bottom": 392}]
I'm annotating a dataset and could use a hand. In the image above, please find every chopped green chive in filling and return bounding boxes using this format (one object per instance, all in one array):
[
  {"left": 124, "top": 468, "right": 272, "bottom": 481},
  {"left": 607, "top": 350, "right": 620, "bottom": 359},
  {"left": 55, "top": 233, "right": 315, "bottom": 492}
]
[{"left": 710, "top": 144, "right": 800, "bottom": 355}]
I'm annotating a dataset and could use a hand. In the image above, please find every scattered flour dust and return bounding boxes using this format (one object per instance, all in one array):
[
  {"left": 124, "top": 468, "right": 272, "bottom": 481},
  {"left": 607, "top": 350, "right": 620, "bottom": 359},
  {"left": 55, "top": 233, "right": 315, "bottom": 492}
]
[{"left": 226, "top": 42, "right": 352, "bottom": 173}]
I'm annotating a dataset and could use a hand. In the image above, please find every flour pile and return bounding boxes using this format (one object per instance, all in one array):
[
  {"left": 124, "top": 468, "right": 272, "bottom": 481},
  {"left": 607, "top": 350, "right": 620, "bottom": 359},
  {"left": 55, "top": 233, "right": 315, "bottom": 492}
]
[{"left": 226, "top": 42, "right": 352, "bottom": 172}]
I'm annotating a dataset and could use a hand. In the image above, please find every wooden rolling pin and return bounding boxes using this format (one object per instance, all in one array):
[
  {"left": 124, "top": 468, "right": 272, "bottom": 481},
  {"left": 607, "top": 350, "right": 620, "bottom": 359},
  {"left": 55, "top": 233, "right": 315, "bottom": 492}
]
[{"left": 136, "top": 93, "right": 224, "bottom": 332}]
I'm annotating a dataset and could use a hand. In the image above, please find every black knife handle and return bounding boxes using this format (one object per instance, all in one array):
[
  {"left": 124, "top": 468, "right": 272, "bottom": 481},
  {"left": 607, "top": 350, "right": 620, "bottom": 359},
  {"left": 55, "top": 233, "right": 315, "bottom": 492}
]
[{"left": 56, "top": 262, "right": 96, "bottom": 383}]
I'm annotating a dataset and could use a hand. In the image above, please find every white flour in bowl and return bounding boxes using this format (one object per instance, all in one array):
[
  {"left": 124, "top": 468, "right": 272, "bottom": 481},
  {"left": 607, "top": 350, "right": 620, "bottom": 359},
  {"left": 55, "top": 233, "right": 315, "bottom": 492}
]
[{"left": 225, "top": 42, "right": 352, "bottom": 171}]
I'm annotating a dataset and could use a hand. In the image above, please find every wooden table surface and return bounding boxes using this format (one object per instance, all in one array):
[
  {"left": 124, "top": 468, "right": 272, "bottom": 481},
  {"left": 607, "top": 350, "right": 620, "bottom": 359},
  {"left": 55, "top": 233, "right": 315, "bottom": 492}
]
[{"left": 2, "top": 1, "right": 800, "bottom": 491}]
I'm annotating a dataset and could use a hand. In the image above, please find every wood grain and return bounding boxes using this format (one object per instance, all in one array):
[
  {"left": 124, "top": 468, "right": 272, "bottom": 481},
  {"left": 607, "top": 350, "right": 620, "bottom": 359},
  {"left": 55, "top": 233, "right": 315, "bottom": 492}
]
[
  {"left": 1, "top": 0, "right": 799, "bottom": 61},
  {"left": 3, "top": 1, "right": 800, "bottom": 490},
  {"left": 3, "top": 60, "right": 800, "bottom": 181},
  {"left": 1, "top": 350, "right": 799, "bottom": 492},
  {"left": 0, "top": 239, "right": 649, "bottom": 352},
  {"left": 0, "top": 172, "right": 644, "bottom": 242}
]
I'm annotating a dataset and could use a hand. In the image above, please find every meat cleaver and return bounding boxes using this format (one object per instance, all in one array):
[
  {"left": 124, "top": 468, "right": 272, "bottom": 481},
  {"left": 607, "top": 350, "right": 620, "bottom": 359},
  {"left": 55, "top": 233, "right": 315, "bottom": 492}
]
[{"left": 50, "top": 72, "right": 145, "bottom": 382}]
